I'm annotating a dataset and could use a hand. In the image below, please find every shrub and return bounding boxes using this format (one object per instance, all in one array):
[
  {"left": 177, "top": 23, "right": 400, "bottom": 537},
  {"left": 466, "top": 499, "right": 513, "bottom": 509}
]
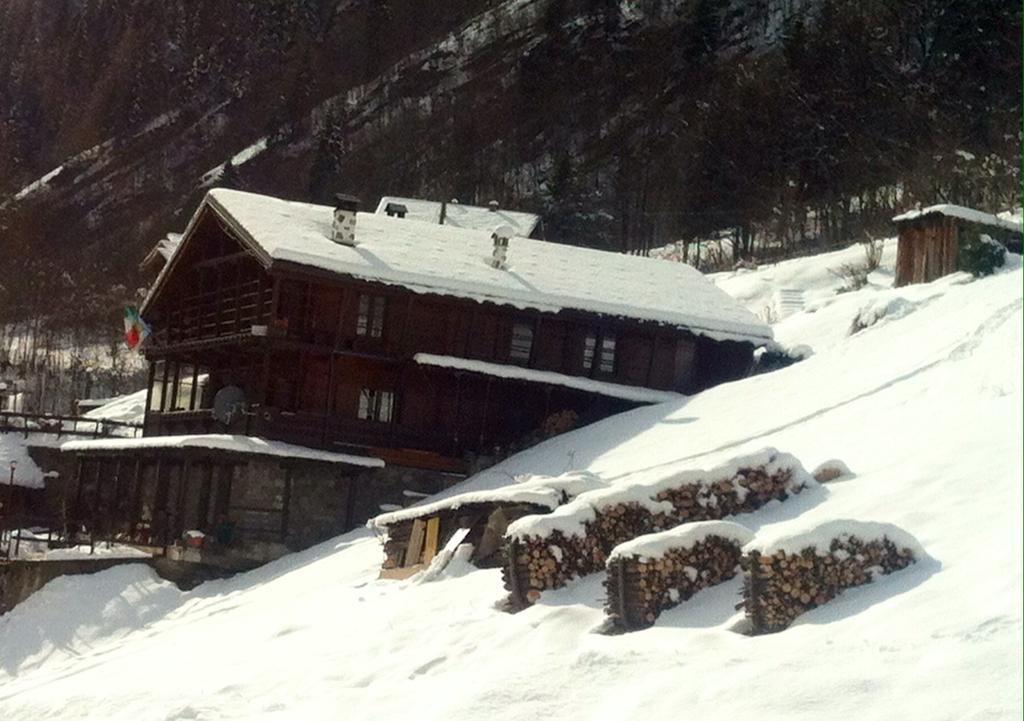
[{"left": 959, "top": 230, "right": 1006, "bottom": 278}]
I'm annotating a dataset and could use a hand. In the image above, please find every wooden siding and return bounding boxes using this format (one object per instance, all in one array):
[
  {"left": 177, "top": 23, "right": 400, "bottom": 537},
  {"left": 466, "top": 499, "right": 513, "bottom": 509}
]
[
  {"left": 895, "top": 216, "right": 959, "bottom": 287},
  {"left": 142, "top": 215, "right": 757, "bottom": 464}
]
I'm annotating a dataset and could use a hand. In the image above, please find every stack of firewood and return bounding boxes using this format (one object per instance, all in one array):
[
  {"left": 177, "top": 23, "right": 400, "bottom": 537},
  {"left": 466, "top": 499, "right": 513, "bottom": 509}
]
[
  {"left": 743, "top": 536, "right": 917, "bottom": 633},
  {"left": 652, "top": 465, "right": 796, "bottom": 526},
  {"left": 503, "top": 459, "right": 808, "bottom": 608},
  {"left": 604, "top": 536, "right": 744, "bottom": 631},
  {"left": 503, "top": 529, "right": 603, "bottom": 605}
]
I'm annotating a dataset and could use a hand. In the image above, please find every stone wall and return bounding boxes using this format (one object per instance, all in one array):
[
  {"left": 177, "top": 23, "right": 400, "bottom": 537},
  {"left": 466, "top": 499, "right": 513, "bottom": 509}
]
[{"left": 0, "top": 557, "right": 148, "bottom": 614}]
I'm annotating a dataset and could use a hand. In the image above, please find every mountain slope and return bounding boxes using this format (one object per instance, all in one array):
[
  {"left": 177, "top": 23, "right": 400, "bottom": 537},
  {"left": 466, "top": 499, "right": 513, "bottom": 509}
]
[
  {"left": 1, "top": 0, "right": 1019, "bottom": 326},
  {"left": 0, "top": 249, "right": 1020, "bottom": 720}
]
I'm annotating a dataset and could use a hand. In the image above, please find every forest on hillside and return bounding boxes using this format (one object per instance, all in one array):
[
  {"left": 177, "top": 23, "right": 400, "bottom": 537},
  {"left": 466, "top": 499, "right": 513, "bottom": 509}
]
[{"left": 0, "top": 0, "right": 1019, "bottom": 410}]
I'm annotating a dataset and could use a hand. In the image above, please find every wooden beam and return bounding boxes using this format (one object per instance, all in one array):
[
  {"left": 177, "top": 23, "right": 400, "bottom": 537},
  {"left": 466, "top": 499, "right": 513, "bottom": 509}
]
[
  {"left": 422, "top": 517, "right": 440, "bottom": 563},
  {"left": 192, "top": 250, "right": 250, "bottom": 270},
  {"left": 280, "top": 466, "right": 292, "bottom": 540},
  {"left": 405, "top": 519, "right": 426, "bottom": 567}
]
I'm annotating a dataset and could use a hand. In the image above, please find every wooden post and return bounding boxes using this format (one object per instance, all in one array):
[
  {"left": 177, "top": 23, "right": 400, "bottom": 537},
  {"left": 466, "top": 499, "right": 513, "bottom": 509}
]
[
  {"left": 505, "top": 538, "right": 524, "bottom": 609},
  {"left": 615, "top": 557, "right": 631, "bottom": 631},
  {"left": 478, "top": 376, "right": 493, "bottom": 448},
  {"left": 130, "top": 458, "right": 143, "bottom": 540},
  {"left": 110, "top": 458, "right": 123, "bottom": 545},
  {"left": 321, "top": 356, "right": 336, "bottom": 447},
  {"left": 189, "top": 362, "right": 199, "bottom": 411},
  {"left": 160, "top": 360, "right": 171, "bottom": 413},
  {"left": 645, "top": 335, "right": 659, "bottom": 387},
  {"left": 747, "top": 550, "right": 763, "bottom": 635},
  {"left": 280, "top": 465, "right": 292, "bottom": 541}
]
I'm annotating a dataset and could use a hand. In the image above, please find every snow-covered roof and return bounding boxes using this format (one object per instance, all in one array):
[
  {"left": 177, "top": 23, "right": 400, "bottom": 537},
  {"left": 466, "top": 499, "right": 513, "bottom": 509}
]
[
  {"left": 83, "top": 388, "right": 148, "bottom": 425},
  {"left": 413, "top": 354, "right": 683, "bottom": 404},
  {"left": 374, "top": 196, "right": 541, "bottom": 237},
  {"left": 140, "top": 233, "right": 183, "bottom": 271},
  {"left": 892, "top": 204, "right": 1022, "bottom": 233},
  {"left": 147, "top": 189, "right": 770, "bottom": 345},
  {"left": 61, "top": 434, "right": 384, "bottom": 467},
  {"left": 371, "top": 470, "right": 605, "bottom": 528}
]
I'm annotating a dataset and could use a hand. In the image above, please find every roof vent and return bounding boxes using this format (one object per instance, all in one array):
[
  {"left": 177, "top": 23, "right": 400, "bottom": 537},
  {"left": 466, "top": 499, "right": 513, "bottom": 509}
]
[
  {"left": 491, "top": 224, "right": 514, "bottom": 270},
  {"left": 332, "top": 193, "right": 360, "bottom": 245},
  {"left": 488, "top": 200, "right": 499, "bottom": 212},
  {"left": 384, "top": 202, "right": 407, "bottom": 218}
]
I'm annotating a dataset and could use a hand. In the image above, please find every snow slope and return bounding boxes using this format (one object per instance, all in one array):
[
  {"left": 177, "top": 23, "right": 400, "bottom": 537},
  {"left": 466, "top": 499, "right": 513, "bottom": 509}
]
[{"left": 0, "top": 253, "right": 1020, "bottom": 721}]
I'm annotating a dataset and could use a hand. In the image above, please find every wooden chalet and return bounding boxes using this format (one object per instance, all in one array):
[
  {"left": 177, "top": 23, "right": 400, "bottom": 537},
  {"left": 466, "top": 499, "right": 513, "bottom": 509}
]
[
  {"left": 892, "top": 204, "right": 1022, "bottom": 287},
  {"left": 61, "top": 188, "right": 770, "bottom": 565}
]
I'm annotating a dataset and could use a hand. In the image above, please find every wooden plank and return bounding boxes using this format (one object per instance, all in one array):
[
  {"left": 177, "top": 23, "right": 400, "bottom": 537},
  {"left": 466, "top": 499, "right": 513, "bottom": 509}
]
[
  {"left": 379, "top": 564, "right": 425, "bottom": 580},
  {"left": 405, "top": 519, "right": 426, "bottom": 567},
  {"left": 422, "top": 517, "right": 441, "bottom": 563}
]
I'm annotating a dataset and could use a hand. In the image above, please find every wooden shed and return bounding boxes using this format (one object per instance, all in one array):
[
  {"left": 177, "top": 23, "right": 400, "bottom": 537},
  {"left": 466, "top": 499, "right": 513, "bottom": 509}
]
[{"left": 892, "top": 204, "right": 1021, "bottom": 287}]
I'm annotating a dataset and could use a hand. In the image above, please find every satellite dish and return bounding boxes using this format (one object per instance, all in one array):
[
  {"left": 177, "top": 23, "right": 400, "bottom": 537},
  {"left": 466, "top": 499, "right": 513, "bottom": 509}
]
[{"left": 212, "top": 385, "right": 247, "bottom": 426}]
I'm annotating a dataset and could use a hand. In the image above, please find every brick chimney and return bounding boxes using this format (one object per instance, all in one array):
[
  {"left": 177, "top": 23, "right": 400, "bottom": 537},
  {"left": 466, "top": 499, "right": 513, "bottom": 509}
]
[{"left": 332, "top": 193, "right": 360, "bottom": 246}]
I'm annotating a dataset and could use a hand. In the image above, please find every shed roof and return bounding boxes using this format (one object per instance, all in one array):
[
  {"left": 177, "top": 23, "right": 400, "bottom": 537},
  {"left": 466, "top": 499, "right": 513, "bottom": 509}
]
[
  {"left": 892, "top": 204, "right": 1021, "bottom": 233},
  {"left": 374, "top": 196, "right": 541, "bottom": 237},
  {"left": 146, "top": 189, "right": 772, "bottom": 345}
]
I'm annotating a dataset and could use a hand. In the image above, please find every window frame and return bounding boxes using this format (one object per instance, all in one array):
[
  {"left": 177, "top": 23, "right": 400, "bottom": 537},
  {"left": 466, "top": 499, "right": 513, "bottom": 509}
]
[
  {"left": 357, "top": 388, "right": 396, "bottom": 424},
  {"left": 356, "top": 294, "right": 387, "bottom": 339},
  {"left": 581, "top": 329, "right": 617, "bottom": 377},
  {"left": 509, "top": 321, "right": 534, "bottom": 363}
]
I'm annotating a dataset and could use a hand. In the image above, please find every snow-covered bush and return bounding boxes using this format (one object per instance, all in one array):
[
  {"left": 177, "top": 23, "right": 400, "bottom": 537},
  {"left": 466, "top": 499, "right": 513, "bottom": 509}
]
[
  {"left": 829, "top": 237, "right": 884, "bottom": 293},
  {"left": 751, "top": 342, "right": 812, "bottom": 375},
  {"left": 959, "top": 231, "right": 1006, "bottom": 278},
  {"left": 848, "top": 297, "right": 916, "bottom": 334}
]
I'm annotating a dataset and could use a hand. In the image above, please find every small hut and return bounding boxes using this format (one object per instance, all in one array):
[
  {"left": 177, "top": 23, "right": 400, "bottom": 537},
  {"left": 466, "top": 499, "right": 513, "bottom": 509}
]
[{"left": 892, "top": 205, "right": 1021, "bottom": 287}]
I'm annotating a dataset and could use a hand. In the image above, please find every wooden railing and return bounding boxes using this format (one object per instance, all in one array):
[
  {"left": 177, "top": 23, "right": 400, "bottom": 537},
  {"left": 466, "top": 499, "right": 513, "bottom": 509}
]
[
  {"left": 0, "top": 411, "right": 143, "bottom": 439},
  {"left": 163, "top": 280, "right": 273, "bottom": 344}
]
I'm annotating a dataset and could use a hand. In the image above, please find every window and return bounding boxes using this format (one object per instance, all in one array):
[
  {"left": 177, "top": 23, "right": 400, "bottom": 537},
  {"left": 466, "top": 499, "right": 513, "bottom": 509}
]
[
  {"left": 582, "top": 332, "right": 597, "bottom": 371},
  {"left": 510, "top": 322, "right": 534, "bottom": 362},
  {"left": 358, "top": 388, "right": 395, "bottom": 423},
  {"left": 582, "top": 331, "right": 616, "bottom": 374},
  {"left": 175, "top": 364, "right": 195, "bottom": 411},
  {"left": 356, "top": 294, "right": 386, "bottom": 338},
  {"left": 598, "top": 334, "right": 617, "bottom": 374}
]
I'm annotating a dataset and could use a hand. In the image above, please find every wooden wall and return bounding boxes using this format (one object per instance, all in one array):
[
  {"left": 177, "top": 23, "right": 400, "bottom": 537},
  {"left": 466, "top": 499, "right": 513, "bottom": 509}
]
[
  {"left": 895, "top": 216, "right": 958, "bottom": 287},
  {"left": 142, "top": 213, "right": 758, "bottom": 462}
]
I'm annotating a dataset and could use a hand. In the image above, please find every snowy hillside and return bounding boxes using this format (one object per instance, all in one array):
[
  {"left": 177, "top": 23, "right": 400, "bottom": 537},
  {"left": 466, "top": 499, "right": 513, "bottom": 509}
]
[{"left": 0, "top": 248, "right": 1021, "bottom": 720}]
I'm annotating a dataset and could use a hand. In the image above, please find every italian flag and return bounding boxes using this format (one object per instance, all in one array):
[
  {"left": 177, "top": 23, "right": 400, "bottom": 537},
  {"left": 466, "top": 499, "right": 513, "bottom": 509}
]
[{"left": 124, "top": 306, "right": 152, "bottom": 350}]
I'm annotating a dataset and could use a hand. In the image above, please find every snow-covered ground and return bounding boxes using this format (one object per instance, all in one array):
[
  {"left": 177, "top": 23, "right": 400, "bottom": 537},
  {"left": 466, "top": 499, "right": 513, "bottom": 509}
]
[
  {"left": 0, "top": 433, "right": 45, "bottom": 489},
  {"left": 0, "top": 244, "right": 1020, "bottom": 721}
]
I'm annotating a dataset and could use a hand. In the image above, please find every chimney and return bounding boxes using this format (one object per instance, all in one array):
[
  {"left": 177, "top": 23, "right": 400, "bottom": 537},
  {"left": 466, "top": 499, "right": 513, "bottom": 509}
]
[
  {"left": 488, "top": 200, "right": 499, "bottom": 212},
  {"left": 332, "top": 193, "right": 360, "bottom": 245},
  {"left": 491, "top": 224, "right": 514, "bottom": 270}
]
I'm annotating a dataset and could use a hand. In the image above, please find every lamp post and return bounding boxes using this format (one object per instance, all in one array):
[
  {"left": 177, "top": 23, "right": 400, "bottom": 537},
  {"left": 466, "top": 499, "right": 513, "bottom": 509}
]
[{"left": 4, "top": 460, "right": 16, "bottom": 558}]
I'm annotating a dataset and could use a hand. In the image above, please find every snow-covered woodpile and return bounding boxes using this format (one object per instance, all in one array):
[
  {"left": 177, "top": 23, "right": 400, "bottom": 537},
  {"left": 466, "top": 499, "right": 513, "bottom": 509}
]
[
  {"left": 604, "top": 521, "right": 754, "bottom": 631},
  {"left": 742, "top": 520, "right": 923, "bottom": 634},
  {"left": 503, "top": 450, "right": 815, "bottom": 607}
]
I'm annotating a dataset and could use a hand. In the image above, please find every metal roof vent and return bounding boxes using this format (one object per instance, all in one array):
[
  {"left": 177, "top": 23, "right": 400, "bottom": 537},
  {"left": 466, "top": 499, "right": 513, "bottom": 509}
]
[
  {"left": 384, "top": 202, "right": 407, "bottom": 218},
  {"left": 332, "top": 193, "right": 361, "bottom": 245},
  {"left": 491, "top": 224, "right": 514, "bottom": 270},
  {"left": 488, "top": 200, "right": 499, "bottom": 212}
]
